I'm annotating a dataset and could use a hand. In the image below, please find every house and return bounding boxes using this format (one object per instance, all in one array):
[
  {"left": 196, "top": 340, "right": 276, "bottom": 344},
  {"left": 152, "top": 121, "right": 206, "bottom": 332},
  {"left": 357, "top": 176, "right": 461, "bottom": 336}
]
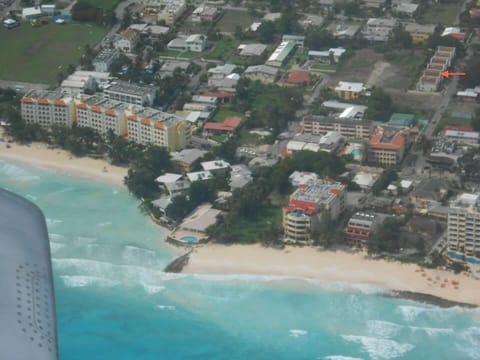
[
  {"left": 282, "top": 70, "right": 311, "bottom": 86},
  {"left": 115, "top": 29, "right": 140, "bottom": 52},
  {"left": 362, "top": 18, "right": 397, "bottom": 42},
  {"left": 308, "top": 47, "right": 346, "bottom": 63},
  {"left": 393, "top": 3, "right": 419, "bottom": 17},
  {"left": 281, "top": 35, "right": 305, "bottom": 47},
  {"left": 266, "top": 41, "right": 296, "bottom": 67},
  {"left": 201, "top": 160, "right": 231, "bottom": 173},
  {"left": 334, "top": 81, "right": 365, "bottom": 100},
  {"left": 328, "top": 21, "right": 362, "bottom": 39},
  {"left": 299, "top": 14, "right": 325, "bottom": 28},
  {"left": 263, "top": 12, "right": 281, "bottom": 22},
  {"left": 456, "top": 90, "right": 479, "bottom": 103},
  {"left": 142, "top": 0, "right": 187, "bottom": 26},
  {"left": 208, "top": 63, "right": 236, "bottom": 79},
  {"left": 368, "top": 127, "right": 409, "bottom": 166},
  {"left": 405, "top": 23, "right": 436, "bottom": 44},
  {"left": 168, "top": 204, "right": 221, "bottom": 244},
  {"left": 199, "top": 91, "right": 235, "bottom": 104},
  {"left": 353, "top": 173, "right": 377, "bottom": 190},
  {"left": 3, "top": 18, "right": 19, "bottom": 29},
  {"left": 155, "top": 173, "right": 190, "bottom": 197},
  {"left": 208, "top": 73, "right": 240, "bottom": 92},
  {"left": 363, "top": 0, "right": 386, "bottom": 9},
  {"left": 128, "top": 24, "right": 170, "bottom": 38},
  {"left": 441, "top": 27, "right": 466, "bottom": 40},
  {"left": 167, "top": 34, "right": 206, "bottom": 52},
  {"left": 93, "top": 48, "right": 120, "bottom": 73},
  {"left": 238, "top": 43, "right": 268, "bottom": 57},
  {"left": 186, "top": 170, "right": 213, "bottom": 182},
  {"left": 229, "top": 164, "right": 253, "bottom": 190},
  {"left": 243, "top": 65, "right": 279, "bottom": 84},
  {"left": 204, "top": 116, "right": 241, "bottom": 134},
  {"left": 171, "top": 148, "right": 208, "bottom": 172},
  {"left": 283, "top": 178, "right": 346, "bottom": 244},
  {"left": 158, "top": 60, "right": 190, "bottom": 78},
  {"left": 191, "top": 5, "right": 218, "bottom": 22}
]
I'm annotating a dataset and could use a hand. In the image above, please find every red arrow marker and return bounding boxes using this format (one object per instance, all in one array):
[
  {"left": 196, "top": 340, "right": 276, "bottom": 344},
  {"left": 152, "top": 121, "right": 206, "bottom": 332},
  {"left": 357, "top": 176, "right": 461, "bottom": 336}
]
[{"left": 441, "top": 71, "right": 466, "bottom": 78}]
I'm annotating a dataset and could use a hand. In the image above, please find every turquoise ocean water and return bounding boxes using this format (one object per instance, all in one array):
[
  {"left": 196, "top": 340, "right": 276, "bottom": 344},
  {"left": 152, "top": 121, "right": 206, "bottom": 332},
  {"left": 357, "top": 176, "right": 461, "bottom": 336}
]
[{"left": 1, "top": 159, "right": 480, "bottom": 360}]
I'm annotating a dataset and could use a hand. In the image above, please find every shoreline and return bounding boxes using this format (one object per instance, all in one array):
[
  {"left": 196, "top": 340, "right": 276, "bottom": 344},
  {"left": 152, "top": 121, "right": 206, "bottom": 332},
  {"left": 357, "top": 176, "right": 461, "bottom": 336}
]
[
  {"left": 0, "top": 140, "right": 127, "bottom": 187},
  {"left": 182, "top": 244, "right": 480, "bottom": 307}
]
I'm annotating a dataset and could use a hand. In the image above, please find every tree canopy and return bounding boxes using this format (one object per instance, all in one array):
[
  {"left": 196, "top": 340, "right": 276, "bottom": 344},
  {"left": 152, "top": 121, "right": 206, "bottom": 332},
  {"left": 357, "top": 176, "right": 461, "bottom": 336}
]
[{"left": 365, "top": 88, "right": 393, "bottom": 121}]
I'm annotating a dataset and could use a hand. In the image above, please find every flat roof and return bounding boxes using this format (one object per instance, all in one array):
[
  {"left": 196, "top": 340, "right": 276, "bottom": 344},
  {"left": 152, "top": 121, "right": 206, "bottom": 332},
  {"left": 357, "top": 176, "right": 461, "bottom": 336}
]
[
  {"left": 267, "top": 41, "right": 296, "bottom": 63},
  {"left": 335, "top": 81, "right": 364, "bottom": 93}
]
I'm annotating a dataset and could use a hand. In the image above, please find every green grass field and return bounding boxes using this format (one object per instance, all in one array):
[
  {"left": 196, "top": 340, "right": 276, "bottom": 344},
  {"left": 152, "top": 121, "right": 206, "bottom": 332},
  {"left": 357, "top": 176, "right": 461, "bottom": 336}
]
[
  {"left": 0, "top": 23, "right": 108, "bottom": 84},
  {"left": 216, "top": 10, "right": 256, "bottom": 32},
  {"left": 436, "top": 114, "right": 472, "bottom": 133},
  {"left": 212, "top": 106, "right": 244, "bottom": 122},
  {"left": 205, "top": 37, "right": 239, "bottom": 60},
  {"left": 418, "top": 3, "right": 460, "bottom": 25}
]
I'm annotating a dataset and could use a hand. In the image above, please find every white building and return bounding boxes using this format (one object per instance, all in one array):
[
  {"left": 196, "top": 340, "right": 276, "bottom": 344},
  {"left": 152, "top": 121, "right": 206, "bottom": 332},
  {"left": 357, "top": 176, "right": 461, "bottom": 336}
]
[
  {"left": 447, "top": 193, "right": 480, "bottom": 263},
  {"left": 266, "top": 41, "right": 296, "bottom": 67},
  {"left": 61, "top": 71, "right": 112, "bottom": 96},
  {"left": 142, "top": 0, "right": 187, "bottom": 26},
  {"left": 362, "top": 18, "right": 397, "bottom": 41},
  {"left": 243, "top": 65, "right": 279, "bottom": 84},
  {"left": 167, "top": 34, "right": 206, "bottom": 52},
  {"left": 201, "top": 160, "right": 231, "bottom": 173},
  {"left": 103, "top": 81, "right": 157, "bottom": 106},
  {"left": 21, "top": 90, "right": 75, "bottom": 128},
  {"left": 93, "top": 48, "right": 120, "bottom": 73},
  {"left": 288, "top": 171, "right": 319, "bottom": 187}
]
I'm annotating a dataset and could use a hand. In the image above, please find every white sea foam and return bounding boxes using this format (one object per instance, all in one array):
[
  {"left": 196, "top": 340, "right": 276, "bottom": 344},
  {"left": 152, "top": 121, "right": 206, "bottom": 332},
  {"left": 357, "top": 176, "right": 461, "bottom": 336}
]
[
  {"left": 60, "top": 275, "right": 119, "bottom": 288},
  {"left": 156, "top": 305, "right": 175, "bottom": 311},
  {"left": 289, "top": 329, "right": 308, "bottom": 338},
  {"left": 50, "top": 242, "right": 65, "bottom": 254},
  {"left": 76, "top": 236, "right": 97, "bottom": 243},
  {"left": 49, "top": 233, "right": 66, "bottom": 241},
  {"left": 323, "top": 356, "right": 364, "bottom": 360},
  {"left": 97, "top": 221, "right": 112, "bottom": 227},
  {"left": 25, "top": 194, "right": 38, "bottom": 201},
  {"left": 46, "top": 218, "right": 63, "bottom": 227},
  {"left": 0, "top": 161, "right": 40, "bottom": 182},
  {"left": 112, "top": 189, "right": 119, "bottom": 195},
  {"left": 341, "top": 335, "right": 414, "bottom": 360},
  {"left": 122, "top": 245, "right": 157, "bottom": 265},
  {"left": 366, "top": 320, "right": 402, "bottom": 339},
  {"left": 458, "top": 327, "right": 480, "bottom": 359},
  {"left": 142, "top": 284, "right": 165, "bottom": 294},
  {"left": 396, "top": 305, "right": 429, "bottom": 322},
  {"left": 409, "top": 326, "right": 454, "bottom": 337}
]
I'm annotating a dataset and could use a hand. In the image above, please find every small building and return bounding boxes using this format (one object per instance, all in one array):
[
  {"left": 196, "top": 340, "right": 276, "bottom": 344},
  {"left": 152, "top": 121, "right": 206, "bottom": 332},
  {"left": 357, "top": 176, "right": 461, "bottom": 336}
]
[
  {"left": 345, "top": 212, "right": 379, "bottom": 245},
  {"left": 204, "top": 116, "right": 241, "bottom": 134},
  {"left": 201, "top": 160, "right": 231, "bottom": 173},
  {"left": 443, "top": 128, "right": 480, "bottom": 146},
  {"left": 243, "top": 65, "right": 279, "bottom": 84},
  {"left": 186, "top": 170, "right": 213, "bottom": 182},
  {"left": 289, "top": 171, "right": 319, "bottom": 187},
  {"left": 441, "top": 27, "right": 466, "bottom": 40},
  {"left": 158, "top": 60, "right": 191, "bottom": 78},
  {"left": 263, "top": 12, "right": 281, "bottom": 22},
  {"left": 308, "top": 47, "right": 346, "bottom": 63},
  {"left": 3, "top": 18, "right": 19, "bottom": 29},
  {"left": 169, "top": 204, "right": 221, "bottom": 244},
  {"left": 282, "top": 70, "right": 311, "bottom": 86},
  {"left": 266, "top": 41, "right": 296, "bottom": 67},
  {"left": 456, "top": 90, "right": 479, "bottom": 103},
  {"left": 281, "top": 34, "right": 305, "bottom": 47},
  {"left": 334, "top": 81, "right": 365, "bottom": 100},
  {"left": 362, "top": 18, "right": 397, "bottom": 42},
  {"left": 22, "top": 7, "right": 43, "bottom": 20},
  {"left": 115, "top": 29, "right": 140, "bottom": 52},
  {"left": 191, "top": 5, "right": 218, "bottom": 22},
  {"left": 171, "top": 148, "right": 208, "bottom": 172},
  {"left": 299, "top": 14, "right": 325, "bottom": 28},
  {"left": 404, "top": 23, "right": 436, "bottom": 44},
  {"left": 318, "top": 131, "right": 343, "bottom": 153},
  {"left": 238, "top": 43, "right": 268, "bottom": 57},
  {"left": 229, "top": 164, "right": 253, "bottom": 190},
  {"left": 353, "top": 173, "right": 377, "bottom": 190},
  {"left": 93, "top": 48, "right": 120, "bottom": 73},
  {"left": 167, "top": 34, "right": 206, "bottom": 52},
  {"left": 393, "top": 2, "right": 419, "bottom": 17}
]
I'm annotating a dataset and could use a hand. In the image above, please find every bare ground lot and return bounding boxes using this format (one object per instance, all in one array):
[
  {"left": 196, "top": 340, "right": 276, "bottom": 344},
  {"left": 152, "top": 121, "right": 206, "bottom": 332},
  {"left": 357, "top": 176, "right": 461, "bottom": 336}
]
[{"left": 329, "top": 49, "right": 441, "bottom": 111}]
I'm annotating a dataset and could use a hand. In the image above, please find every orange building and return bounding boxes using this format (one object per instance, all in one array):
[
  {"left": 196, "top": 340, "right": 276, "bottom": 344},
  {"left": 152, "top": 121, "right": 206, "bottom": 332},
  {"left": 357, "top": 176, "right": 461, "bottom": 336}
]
[{"left": 368, "top": 127, "right": 409, "bottom": 166}]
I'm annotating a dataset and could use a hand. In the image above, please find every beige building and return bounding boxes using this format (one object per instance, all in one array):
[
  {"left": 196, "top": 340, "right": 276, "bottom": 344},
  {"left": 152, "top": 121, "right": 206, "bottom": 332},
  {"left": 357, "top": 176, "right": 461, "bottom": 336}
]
[
  {"left": 447, "top": 193, "right": 480, "bottom": 263},
  {"left": 143, "top": 0, "right": 187, "bottom": 26},
  {"left": 75, "top": 95, "right": 129, "bottom": 137},
  {"left": 243, "top": 65, "right": 279, "bottom": 84},
  {"left": 21, "top": 90, "right": 75, "bottom": 128},
  {"left": 126, "top": 107, "right": 190, "bottom": 151},
  {"left": 368, "top": 127, "right": 409, "bottom": 166},
  {"left": 302, "top": 115, "right": 372, "bottom": 139},
  {"left": 334, "top": 81, "right": 365, "bottom": 100}
]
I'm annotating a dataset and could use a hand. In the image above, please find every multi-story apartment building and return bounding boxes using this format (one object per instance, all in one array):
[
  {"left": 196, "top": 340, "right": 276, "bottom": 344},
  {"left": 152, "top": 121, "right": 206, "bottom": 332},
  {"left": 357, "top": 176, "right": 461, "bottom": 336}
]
[
  {"left": 21, "top": 90, "right": 75, "bottom": 128},
  {"left": 404, "top": 23, "right": 436, "bottom": 44},
  {"left": 92, "top": 48, "right": 120, "bottom": 73},
  {"left": 344, "top": 212, "right": 379, "bottom": 245},
  {"left": 75, "top": 95, "right": 130, "bottom": 137},
  {"left": 283, "top": 178, "right": 346, "bottom": 244},
  {"left": 334, "top": 81, "right": 365, "bottom": 100},
  {"left": 447, "top": 193, "right": 480, "bottom": 263},
  {"left": 142, "top": 0, "right": 187, "bottom": 26},
  {"left": 368, "top": 126, "right": 409, "bottom": 166},
  {"left": 126, "top": 107, "right": 190, "bottom": 151},
  {"left": 417, "top": 46, "right": 456, "bottom": 92},
  {"left": 362, "top": 18, "right": 397, "bottom": 41},
  {"left": 103, "top": 81, "right": 157, "bottom": 106},
  {"left": 302, "top": 115, "right": 372, "bottom": 139}
]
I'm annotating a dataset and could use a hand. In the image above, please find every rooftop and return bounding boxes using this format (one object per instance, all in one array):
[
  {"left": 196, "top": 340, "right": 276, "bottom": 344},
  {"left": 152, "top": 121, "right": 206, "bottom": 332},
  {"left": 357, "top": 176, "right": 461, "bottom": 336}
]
[
  {"left": 335, "top": 81, "right": 364, "bottom": 93},
  {"left": 103, "top": 80, "right": 156, "bottom": 97},
  {"left": 171, "top": 148, "right": 207, "bottom": 165},
  {"left": 229, "top": 164, "right": 253, "bottom": 190},
  {"left": 267, "top": 41, "right": 296, "bottom": 63},
  {"left": 155, "top": 173, "right": 183, "bottom": 184},
  {"left": 238, "top": 43, "right": 267, "bottom": 57},
  {"left": 178, "top": 204, "right": 221, "bottom": 233},
  {"left": 204, "top": 116, "right": 241, "bottom": 132},
  {"left": 244, "top": 64, "right": 279, "bottom": 76},
  {"left": 286, "top": 70, "right": 311, "bottom": 84},
  {"left": 369, "top": 127, "right": 408, "bottom": 150},
  {"left": 289, "top": 171, "right": 319, "bottom": 187},
  {"left": 201, "top": 160, "right": 231, "bottom": 171},
  {"left": 186, "top": 171, "right": 213, "bottom": 182},
  {"left": 451, "top": 193, "right": 480, "bottom": 210}
]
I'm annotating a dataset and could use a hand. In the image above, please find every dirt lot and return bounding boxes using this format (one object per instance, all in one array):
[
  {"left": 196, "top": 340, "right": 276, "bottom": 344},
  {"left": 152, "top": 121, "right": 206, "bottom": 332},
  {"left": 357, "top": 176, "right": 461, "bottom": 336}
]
[{"left": 329, "top": 49, "right": 441, "bottom": 111}]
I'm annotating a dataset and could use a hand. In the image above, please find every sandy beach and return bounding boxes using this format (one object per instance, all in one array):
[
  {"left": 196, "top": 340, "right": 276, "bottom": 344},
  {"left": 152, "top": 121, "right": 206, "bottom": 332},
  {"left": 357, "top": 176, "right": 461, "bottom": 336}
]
[
  {"left": 184, "top": 244, "right": 480, "bottom": 306},
  {"left": 0, "top": 140, "right": 127, "bottom": 187}
]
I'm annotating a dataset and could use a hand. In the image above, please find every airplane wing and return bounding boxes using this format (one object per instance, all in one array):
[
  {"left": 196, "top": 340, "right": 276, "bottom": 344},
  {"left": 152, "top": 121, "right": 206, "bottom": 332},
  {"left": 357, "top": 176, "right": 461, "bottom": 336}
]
[{"left": 0, "top": 188, "right": 58, "bottom": 360}]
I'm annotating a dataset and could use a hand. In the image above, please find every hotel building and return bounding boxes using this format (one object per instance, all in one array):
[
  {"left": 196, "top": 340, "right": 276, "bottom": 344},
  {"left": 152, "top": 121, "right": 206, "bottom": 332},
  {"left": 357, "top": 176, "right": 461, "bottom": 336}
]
[
  {"left": 302, "top": 115, "right": 372, "bottom": 139},
  {"left": 344, "top": 212, "right": 379, "bottom": 245},
  {"left": 21, "top": 90, "right": 75, "bottom": 128},
  {"left": 367, "top": 127, "right": 409, "bottom": 166},
  {"left": 283, "top": 178, "right": 345, "bottom": 244},
  {"left": 126, "top": 107, "right": 190, "bottom": 151},
  {"left": 75, "top": 95, "right": 130, "bottom": 137},
  {"left": 447, "top": 193, "right": 480, "bottom": 264}
]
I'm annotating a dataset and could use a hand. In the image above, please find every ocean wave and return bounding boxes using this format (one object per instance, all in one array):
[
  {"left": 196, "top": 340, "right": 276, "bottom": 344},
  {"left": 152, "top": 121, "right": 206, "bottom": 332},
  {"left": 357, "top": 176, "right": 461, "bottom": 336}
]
[
  {"left": 0, "top": 161, "right": 41, "bottom": 182},
  {"left": 25, "top": 194, "right": 38, "bottom": 201},
  {"left": 122, "top": 245, "right": 157, "bottom": 266},
  {"left": 97, "top": 221, "right": 112, "bottom": 227},
  {"left": 142, "top": 284, "right": 165, "bottom": 294},
  {"left": 409, "top": 326, "right": 454, "bottom": 336},
  {"left": 49, "top": 233, "right": 66, "bottom": 241},
  {"left": 156, "top": 305, "right": 175, "bottom": 311},
  {"left": 323, "top": 356, "right": 364, "bottom": 360},
  {"left": 341, "top": 335, "right": 414, "bottom": 360},
  {"left": 50, "top": 241, "right": 65, "bottom": 254},
  {"left": 367, "top": 320, "right": 402, "bottom": 339},
  {"left": 289, "top": 329, "right": 308, "bottom": 338},
  {"left": 458, "top": 327, "right": 480, "bottom": 359},
  {"left": 76, "top": 236, "right": 97, "bottom": 243},
  {"left": 60, "top": 275, "right": 119, "bottom": 288},
  {"left": 46, "top": 218, "right": 63, "bottom": 227}
]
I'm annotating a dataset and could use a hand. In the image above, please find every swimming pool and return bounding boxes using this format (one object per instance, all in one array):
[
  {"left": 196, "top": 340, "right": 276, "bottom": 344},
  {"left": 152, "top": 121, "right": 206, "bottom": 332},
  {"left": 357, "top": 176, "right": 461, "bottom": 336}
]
[
  {"left": 351, "top": 149, "right": 361, "bottom": 157},
  {"left": 180, "top": 236, "right": 199, "bottom": 244}
]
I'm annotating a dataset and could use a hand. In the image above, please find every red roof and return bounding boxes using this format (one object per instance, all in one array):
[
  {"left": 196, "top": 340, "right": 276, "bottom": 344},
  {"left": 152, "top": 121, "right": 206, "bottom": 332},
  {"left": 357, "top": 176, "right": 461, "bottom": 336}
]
[
  {"left": 200, "top": 91, "right": 235, "bottom": 99},
  {"left": 287, "top": 70, "right": 311, "bottom": 84},
  {"left": 369, "top": 128, "right": 407, "bottom": 150},
  {"left": 286, "top": 199, "right": 318, "bottom": 215},
  {"left": 470, "top": 8, "right": 480, "bottom": 17},
  {"left": 204, "top": 116, "right": 241, "bottom": 132}
]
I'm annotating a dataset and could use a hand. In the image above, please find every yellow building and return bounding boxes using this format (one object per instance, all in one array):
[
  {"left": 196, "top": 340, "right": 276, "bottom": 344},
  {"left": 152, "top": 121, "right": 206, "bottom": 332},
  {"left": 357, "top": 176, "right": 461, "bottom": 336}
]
[
  {"left": 405, "top": 23, "right": 436, "bottom": 44},
  {"left": 126, "top": 107, "right": 190, "bottom": 152},
  {"left": 334, "top": 81, "right": 365, "bottom": 100},
  {"left": 21, "top": 90, "right": 75, "bottom": 128}
]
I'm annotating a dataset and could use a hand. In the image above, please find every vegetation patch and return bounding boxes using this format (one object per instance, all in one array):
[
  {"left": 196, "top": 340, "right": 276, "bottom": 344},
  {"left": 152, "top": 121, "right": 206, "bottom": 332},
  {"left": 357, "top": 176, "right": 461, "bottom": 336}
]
[
  {"left": 215, "top": 10, "right": 256, "bottom": 33},
  {"left": 418, "top": 2, "right": 460, "bottom": 25},
  {"left": 0, "top": 23, "right": 107, "bottom": 84}
]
